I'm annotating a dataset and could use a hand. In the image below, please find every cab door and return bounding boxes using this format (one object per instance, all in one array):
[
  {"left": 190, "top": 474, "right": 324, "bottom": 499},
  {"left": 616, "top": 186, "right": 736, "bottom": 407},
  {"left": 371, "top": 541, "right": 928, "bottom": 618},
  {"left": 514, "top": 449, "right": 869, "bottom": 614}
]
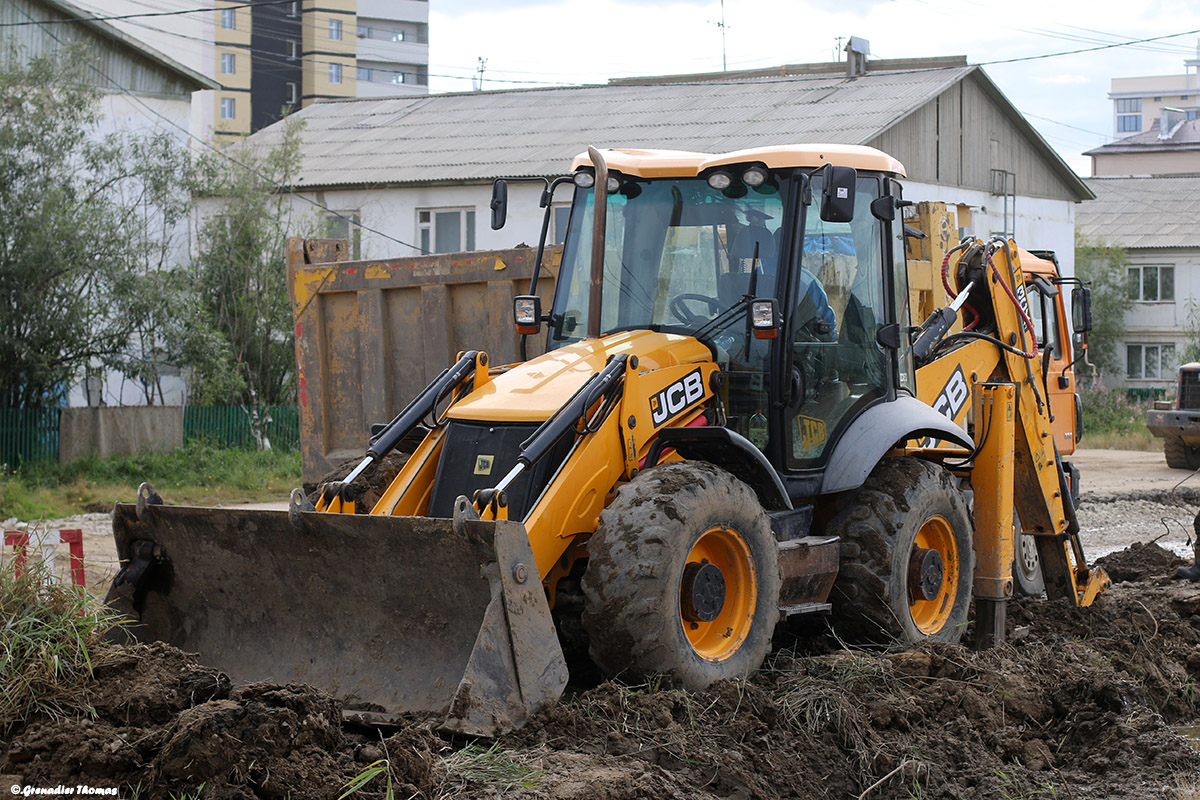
[{"left": 1022, "top": 257, "right": 1077, "bottom": 455}]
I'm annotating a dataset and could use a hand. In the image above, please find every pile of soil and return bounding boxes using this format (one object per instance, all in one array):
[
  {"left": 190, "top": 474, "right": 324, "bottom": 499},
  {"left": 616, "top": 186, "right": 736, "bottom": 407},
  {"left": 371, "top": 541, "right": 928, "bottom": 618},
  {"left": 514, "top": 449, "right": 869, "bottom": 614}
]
[
  {"left": 1096, "top": 541, "right": 1189, "bottom": 583},
  {"left": 3, "top": 550, "right": 1200, "bottom": 799}
]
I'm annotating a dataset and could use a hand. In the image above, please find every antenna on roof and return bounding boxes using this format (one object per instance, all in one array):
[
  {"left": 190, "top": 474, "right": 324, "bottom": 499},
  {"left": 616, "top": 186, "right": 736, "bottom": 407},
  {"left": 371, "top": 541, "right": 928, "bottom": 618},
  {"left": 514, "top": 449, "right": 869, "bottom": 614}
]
[
  {"left": 474, "top": 57, "right": 487, "bottom": 91},
  {"left": 709, "top": 0, "right": 728, "bottom": 71}
]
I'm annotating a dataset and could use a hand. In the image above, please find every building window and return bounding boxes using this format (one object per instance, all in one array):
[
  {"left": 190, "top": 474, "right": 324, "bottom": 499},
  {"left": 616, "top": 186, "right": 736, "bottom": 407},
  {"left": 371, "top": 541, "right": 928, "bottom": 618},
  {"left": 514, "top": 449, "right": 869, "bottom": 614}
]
[
  {"left": 286, "top": 82, "right": 298, "bottom": 105},
  {"left": 325, "top": 211, "right": 362, "bottom": 259},
  {"left": 392, "top": 30, "right": 405, "bottom": 42},
  {"left": 1127, "top": 343, "right": 1176, "bottom": 380},
  {"left": 287, "top": 1, "right": 299, "bottom": 17},
  {"left": 330, "top": 18, "right": 342, "bottom": 40},
  {"left": 220, "top": 8, "right": 235, "bottom": 29},
  {"left": 1190, "top": 110, "right": 1200, "bottom": 121},
  {"left": 1116, "top": 97, "right": 1142, "bottom": 133},
  {"left": 357, "top": 25, "right": 371, "bottom": 39},
  {"left": 220, "top": 53, "right": 235, "bottom": 74},
  {"left": 287, "top": 40, "right": 299, "bottom": 61},
  {"left": 220, "top": 97, "right": 235, "bottom": 119},
  {"left": 418, "top": 208, "right": 476, "bottom": 254},
  {"left": 1127, "top": 265, "right": 1174, "bottom": 302},
  {"left": 1153, "top": 96, "right": 1162, "bottom": 102},
  {"left": 391, "top": 72, "right": 405, "bottom": 84},
  {"left": 329, "top": 62, "right": 342, "bottom": 84},
  {"left": 357, "top": 66, "right": 370, "bottom": 81}
]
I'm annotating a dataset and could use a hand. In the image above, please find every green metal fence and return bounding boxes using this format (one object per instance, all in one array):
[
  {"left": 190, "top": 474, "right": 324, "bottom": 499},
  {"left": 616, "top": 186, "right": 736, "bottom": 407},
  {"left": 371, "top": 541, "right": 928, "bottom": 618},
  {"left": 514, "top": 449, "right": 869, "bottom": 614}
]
[
  {"left": 183, "top": 405, "right": 300, "bottom": 450},
  {"left": 0, "top": 407, "right": 59, "bottom": 467},
  {"left": 1125, "top": 387, "right": 1169, "bottom": 403}
]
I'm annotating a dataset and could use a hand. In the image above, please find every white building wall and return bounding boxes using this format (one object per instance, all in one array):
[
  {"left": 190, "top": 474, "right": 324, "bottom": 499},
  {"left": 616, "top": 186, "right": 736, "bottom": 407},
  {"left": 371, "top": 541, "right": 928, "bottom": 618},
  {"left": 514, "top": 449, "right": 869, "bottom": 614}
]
[
  {"left": 1117, "top": 247, "right": 1200, "bottom": 391},
  {"left": 904, "top": 182, "right": 1078, "bottom": 278},
  {"left": 64, "top": 93, "right": 197, "bottom": 408}
]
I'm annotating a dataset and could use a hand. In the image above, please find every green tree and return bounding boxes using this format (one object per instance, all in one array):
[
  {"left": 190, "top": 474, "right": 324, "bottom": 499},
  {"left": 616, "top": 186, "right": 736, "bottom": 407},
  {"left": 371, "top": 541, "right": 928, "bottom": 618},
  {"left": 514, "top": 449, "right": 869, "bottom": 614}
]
[
  {"left": 0, "top": 47, "right": 187, "bottom": 408},
  {"left": 187, "top": 116, "right": 308, "bottom": 445},
  {"left": 1074, "top": 232, "right": 1132, "bottom": 383}
]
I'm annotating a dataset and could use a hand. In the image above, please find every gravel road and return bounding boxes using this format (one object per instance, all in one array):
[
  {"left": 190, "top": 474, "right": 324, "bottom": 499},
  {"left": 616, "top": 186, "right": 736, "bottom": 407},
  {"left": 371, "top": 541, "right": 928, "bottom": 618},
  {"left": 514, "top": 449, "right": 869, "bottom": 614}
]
[{"left": 5, "top": 448, "right": 1198, "bottom": 591}]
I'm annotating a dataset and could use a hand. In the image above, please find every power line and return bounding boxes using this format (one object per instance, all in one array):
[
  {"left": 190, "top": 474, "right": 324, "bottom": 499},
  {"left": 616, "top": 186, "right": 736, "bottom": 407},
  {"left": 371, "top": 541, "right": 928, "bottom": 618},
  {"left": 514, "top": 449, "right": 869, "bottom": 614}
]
[{"left": 5, "top": 0, "right": 422, "bottom": 253}]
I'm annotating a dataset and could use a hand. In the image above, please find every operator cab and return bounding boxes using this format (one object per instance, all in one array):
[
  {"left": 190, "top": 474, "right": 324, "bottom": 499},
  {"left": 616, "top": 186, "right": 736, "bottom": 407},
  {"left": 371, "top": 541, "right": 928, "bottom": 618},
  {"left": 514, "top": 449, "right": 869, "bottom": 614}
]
[{"left": 538, "top": 145, "right": 912, "bottom": 480}]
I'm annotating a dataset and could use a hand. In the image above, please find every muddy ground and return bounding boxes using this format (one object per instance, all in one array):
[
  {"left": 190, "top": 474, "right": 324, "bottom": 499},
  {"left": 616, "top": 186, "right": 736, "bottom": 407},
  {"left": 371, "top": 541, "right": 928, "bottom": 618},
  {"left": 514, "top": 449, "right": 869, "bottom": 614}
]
[{"left": 3, "top": 449, "right": 1200, "bottom": 798}]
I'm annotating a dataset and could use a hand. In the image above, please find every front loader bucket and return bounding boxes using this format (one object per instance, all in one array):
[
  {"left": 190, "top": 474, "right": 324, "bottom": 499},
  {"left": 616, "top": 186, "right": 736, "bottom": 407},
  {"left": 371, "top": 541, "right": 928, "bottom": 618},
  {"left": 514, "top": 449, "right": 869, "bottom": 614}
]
[{"left": 104, "top": 499, "right": 568, "bottom": 736}]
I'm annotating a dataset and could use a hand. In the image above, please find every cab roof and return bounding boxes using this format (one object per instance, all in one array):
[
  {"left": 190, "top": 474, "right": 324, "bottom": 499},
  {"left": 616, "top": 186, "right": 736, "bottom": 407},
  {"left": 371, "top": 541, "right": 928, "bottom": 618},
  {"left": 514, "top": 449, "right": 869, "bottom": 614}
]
[{"left": 571, "top": 144, "right": 907, "bottom": 178}]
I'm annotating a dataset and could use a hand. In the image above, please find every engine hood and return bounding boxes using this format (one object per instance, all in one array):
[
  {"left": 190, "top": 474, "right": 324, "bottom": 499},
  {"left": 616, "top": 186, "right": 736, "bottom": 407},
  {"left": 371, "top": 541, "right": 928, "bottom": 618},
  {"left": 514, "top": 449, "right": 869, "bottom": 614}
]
[{"left": 447, "top": 330, "right": 712, "bottom": 423}]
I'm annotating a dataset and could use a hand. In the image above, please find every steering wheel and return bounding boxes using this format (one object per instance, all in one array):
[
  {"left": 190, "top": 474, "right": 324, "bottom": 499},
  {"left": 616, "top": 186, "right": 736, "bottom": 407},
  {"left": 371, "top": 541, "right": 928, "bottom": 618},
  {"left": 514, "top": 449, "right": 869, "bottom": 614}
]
[{"left": 669, "top": 293, "right": 722, "bottom": 325}]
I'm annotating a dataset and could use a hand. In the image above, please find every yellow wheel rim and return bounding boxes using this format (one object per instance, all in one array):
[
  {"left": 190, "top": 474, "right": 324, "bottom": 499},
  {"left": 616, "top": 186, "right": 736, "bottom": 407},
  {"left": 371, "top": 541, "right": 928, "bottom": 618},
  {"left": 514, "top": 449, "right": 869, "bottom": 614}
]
[
  {"left": 909, "top": 515, "right": 959, "bottom": 635},
  {"left": 681, "top": 526, "right": 757, "bottom": 661}
]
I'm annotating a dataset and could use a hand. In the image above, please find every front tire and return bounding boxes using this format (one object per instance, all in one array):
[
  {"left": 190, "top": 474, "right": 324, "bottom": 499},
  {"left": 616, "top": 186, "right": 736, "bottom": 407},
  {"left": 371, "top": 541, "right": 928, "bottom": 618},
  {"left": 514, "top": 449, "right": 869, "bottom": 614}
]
[
  {"left": 581, "top": 462, "right": 780, "bottom": 690},
  {"left": 828, "top": 457, "right": 974, "bottom": 644},
  {"left": 1164, "top": 435, "right": 1200, "bottom": 470}
]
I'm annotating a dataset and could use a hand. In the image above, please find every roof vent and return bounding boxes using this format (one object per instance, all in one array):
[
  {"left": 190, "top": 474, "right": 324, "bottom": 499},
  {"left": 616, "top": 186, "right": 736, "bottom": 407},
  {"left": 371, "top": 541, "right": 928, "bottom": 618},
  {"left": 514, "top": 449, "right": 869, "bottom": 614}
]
[
  {"left": 845, "top": 36, "right": 870, "bottom": 78},
  {"left": 1160, "top": 107, "right": 1186, "bottom": 139}
]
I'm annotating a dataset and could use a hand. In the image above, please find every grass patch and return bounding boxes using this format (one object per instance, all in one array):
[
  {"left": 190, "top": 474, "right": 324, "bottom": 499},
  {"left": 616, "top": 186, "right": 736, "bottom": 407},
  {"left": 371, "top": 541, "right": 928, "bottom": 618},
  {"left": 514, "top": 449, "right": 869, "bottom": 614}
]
[
  {"left": 0, "top": 441, "right": 301, "bottom": 520},
  {"left": 0, "top": 556, "right": 122, "bottom": 729},
  {"left": 1079, "top": 386, "right": 1158, "bottom": 451},
  {"left": 441, "top": 742, "right": 544, "bottom": 793}
]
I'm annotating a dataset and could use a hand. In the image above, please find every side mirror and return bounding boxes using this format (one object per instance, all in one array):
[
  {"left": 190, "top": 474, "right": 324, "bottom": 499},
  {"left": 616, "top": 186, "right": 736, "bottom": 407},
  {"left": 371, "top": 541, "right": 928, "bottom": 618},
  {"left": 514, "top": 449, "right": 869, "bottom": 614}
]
[
  {"left": 490, "top": 179, "right": 508, "bottom": 230},
  {"left": 820, "top": 164, "right": 856, "bottom": 222},
  {"left": 1071, "top": 286, "right": 1092, "bottom": 334}
]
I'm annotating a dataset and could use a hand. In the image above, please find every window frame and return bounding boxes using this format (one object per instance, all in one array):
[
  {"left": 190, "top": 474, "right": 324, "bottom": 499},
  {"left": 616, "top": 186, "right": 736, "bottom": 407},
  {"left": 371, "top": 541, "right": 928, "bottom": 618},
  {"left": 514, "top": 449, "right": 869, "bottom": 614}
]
[
  {"left": 1126, "top": 342, "right": 1176, "bottom": 381},
  {"left": 329, "top": 62, "right": 343, "bottom": 84},
  {"left": 220, "top": 52, "right": 235, "bottom": 75},
  {"left": 220, "top": 8, "right": 235, "bottom": 29},
  {"left": 329, "top": 18, "right": 343, "bottom": 40},
  {"left": 417, "top": 207, "right": 477, "bottom": 255},
  {"left": 1127, "top": 264, "right": 1175, "bottom": 302},
  {"left": 220, "top": 97, "right": 235, "bottom": 120}
]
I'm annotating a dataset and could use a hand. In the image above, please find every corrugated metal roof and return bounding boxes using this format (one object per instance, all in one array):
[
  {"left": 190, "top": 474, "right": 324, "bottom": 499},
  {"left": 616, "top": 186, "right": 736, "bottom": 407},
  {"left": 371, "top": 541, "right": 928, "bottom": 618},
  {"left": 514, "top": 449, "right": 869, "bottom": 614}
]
[
  {"left": 254, "top": 64, "right": 975, "bottom": 188},
  {"left": 1084, "top": 118, "right": 1200, "bottom": 156},
  {"left": 1077, "top": 176, "right": 1200, "bottom": 249}
]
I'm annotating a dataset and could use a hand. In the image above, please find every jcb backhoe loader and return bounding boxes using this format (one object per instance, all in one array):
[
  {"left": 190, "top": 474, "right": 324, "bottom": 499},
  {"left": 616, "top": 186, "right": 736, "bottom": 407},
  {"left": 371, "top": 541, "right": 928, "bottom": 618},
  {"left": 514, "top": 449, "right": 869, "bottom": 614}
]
[{"left": 106, "top": 144, "right": 1109, "bottom": 736}]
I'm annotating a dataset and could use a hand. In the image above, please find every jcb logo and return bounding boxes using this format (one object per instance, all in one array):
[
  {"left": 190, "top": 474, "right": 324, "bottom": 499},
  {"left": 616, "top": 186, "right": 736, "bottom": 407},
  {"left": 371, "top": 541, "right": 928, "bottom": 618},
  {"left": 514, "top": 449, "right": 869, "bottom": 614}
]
[
  {"left": 921, "top": 366, "right": 969, "bottom": 448},
  {"left": 932, "top": 366, "right": 969, "bottom": 422},
  {"left": 650, "top": 368, "right": 704, "bottom": 426}
]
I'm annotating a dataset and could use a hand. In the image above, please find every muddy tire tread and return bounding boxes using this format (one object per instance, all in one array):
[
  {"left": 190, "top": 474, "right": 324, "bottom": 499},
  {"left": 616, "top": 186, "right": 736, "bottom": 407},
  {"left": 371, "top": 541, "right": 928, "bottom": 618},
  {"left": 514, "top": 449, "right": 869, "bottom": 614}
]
[
  {"left": 827, "top": 457, "right": 974, "bottom": 644},
  {"left": 581, "top": 462, "right": 779, "bottom": 690},
  {"left": 1163, "top": 435, "right": 1200, "bottom": 470}
]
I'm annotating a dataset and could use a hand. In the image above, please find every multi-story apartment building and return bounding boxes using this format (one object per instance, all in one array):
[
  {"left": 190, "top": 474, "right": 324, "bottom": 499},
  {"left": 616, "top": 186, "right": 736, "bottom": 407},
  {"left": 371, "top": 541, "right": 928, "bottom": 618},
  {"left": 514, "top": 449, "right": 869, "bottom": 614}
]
[
  {"left": 213, "top": 0, "right": 428, "bottom": 140},
  {"left": 1107, "top": 42, "right": 1200, "bottom": 137}
]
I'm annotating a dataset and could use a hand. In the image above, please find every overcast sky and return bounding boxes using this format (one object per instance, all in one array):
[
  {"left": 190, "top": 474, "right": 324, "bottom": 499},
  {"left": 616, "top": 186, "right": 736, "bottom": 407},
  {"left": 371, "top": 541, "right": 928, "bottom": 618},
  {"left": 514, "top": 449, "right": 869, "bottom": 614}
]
[{"left": 425, "top": 0, "right": 1200, "bottom": 175}]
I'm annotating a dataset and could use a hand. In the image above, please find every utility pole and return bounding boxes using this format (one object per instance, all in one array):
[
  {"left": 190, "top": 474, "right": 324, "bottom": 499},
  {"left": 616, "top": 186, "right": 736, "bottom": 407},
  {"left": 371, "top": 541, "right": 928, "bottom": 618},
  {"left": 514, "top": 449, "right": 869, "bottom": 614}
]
[
  {"left": 833, "top": 36, "right": 845, "bottom": 62},
  {"left": 718, "top": 0, "right": 727, "bottom": 71},
  {"left": 474, "top": 57, "right": 487, "bottom": 91}
]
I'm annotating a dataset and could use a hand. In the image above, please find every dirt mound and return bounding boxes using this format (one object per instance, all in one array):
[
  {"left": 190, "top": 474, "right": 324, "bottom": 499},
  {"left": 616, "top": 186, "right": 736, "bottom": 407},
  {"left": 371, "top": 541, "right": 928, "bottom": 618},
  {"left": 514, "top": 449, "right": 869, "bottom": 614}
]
[
  {"left": 306, "top": 435, "right": 421, "bottom": 508},
  {"left": 3, "top": 547, "right": 1200, "bottom": 799},
  {"left": 1096, "top": 541, "right": 1189, "bottom": 582}
]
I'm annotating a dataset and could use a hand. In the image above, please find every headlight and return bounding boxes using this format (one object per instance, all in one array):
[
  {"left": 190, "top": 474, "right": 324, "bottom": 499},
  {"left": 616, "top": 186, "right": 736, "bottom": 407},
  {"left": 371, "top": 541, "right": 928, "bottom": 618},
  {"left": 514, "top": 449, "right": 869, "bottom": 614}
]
[
  {"left": 706, "top": 170, "right": 733, "bottom": 190},
  {"left": 742, "top": 166, "right": 768, "bottom": 187},
  {"left": 573, "top": 171, "right": 595, "bottom": 188}
]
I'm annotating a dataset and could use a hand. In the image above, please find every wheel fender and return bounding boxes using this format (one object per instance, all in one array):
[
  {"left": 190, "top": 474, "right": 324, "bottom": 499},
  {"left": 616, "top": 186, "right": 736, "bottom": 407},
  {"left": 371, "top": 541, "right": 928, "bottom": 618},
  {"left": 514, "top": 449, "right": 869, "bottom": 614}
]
[
  {"left": 647, "top": 426, "right": 792, "bottom": 511},
  {"left": 820, "top": 396, "right": 973, "bottom": 494}
]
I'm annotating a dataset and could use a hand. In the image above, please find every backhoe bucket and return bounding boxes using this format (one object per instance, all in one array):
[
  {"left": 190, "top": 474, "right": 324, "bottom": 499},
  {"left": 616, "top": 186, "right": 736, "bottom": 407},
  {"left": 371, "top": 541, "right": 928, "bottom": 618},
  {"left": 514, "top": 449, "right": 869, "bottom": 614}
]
[{"left": 104, "top": 499, "right": 568, "bottom": 736}]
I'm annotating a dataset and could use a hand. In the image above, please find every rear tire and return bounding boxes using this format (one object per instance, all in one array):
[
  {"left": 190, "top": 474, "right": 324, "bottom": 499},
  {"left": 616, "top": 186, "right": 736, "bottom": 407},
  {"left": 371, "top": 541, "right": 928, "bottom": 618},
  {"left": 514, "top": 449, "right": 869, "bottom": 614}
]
[
  {"left": 1164, "top": 435, "right": 1200, "bottom": 470},
  {"left": 828, "top": 457, "right": 974, "bottom": 644},
  {"left": 581, "top": 462, "right": 780, "bottom": 690},
  {"left": 1013, "top": 531, "right": 1046, "bottom": 597}
]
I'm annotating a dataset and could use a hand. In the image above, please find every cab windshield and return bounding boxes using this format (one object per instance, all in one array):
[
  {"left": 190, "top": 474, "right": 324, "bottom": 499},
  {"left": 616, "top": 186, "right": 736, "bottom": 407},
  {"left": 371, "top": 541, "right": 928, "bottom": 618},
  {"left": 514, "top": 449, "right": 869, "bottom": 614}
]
[{"left": 549, "top": 178, "right": 785, "bottom": 346}]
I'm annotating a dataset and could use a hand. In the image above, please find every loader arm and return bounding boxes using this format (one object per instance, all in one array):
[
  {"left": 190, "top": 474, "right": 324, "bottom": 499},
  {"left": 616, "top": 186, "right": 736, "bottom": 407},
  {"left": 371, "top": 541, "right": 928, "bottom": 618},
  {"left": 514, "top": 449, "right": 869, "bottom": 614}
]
[{"left": 914, "top": 239, "right": 1108, "bottom": 607}]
